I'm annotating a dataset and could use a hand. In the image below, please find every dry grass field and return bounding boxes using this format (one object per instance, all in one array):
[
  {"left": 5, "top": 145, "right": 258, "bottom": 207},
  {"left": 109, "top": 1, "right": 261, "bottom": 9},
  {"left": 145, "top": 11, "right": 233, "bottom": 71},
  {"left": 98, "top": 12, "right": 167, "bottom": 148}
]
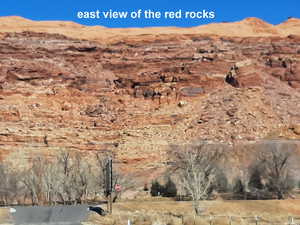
[
  {"left": 85, "top": 199, "right": 300, "bottom": 225},
  {"left": 0, "top": 199, "right": 299, "bottom": 225},
  {"left": 0, "top": 208, "right": 12, "bottom": 225}
]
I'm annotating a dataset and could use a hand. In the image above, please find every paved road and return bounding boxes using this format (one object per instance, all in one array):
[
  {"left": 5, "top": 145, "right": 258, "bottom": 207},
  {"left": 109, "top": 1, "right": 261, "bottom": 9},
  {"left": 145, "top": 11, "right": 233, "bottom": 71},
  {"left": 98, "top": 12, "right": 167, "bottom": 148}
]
[{"left": 10, "top": 205, "right": 90, "bottom": 225}]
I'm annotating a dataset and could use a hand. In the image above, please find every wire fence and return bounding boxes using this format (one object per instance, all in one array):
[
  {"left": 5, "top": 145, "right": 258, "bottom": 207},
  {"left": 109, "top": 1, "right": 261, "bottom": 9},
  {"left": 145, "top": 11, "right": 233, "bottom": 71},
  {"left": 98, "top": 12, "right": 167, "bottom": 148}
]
[
  {"left": 123, "top": 213, "right": 300, "bottom": 225},
  {"left": 123, "top": 214, "right": 300, "bottom": 225},
  {"left": 180, "top": 214, "right": 300, "bottom": 225}
]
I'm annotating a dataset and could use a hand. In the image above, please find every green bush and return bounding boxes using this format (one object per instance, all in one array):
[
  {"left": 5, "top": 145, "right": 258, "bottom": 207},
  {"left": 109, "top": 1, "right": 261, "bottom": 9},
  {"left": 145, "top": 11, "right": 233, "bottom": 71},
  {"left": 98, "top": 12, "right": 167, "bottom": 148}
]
[
  {"left": 150, "top": 178, "right": 177, "bottom": 197},
  {"left": 233, "top": 178, "right": 244, "bottom": 194},
  {"left": 150, "top": 180, "right": 164, "bottom": 196},
  {"left": 162, "top": 177, "right": 177, "bottom": 197}
]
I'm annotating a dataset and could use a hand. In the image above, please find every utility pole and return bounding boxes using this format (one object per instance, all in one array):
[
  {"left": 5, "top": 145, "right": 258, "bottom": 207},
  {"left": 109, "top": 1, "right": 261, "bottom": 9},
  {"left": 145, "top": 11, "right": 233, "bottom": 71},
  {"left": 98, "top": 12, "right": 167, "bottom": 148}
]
[
  {"left": 109, "top": 157, "right": 113, "bottom": 215},
  {"left": 105, "top": 158, "right": 113, "bottom": 214}
]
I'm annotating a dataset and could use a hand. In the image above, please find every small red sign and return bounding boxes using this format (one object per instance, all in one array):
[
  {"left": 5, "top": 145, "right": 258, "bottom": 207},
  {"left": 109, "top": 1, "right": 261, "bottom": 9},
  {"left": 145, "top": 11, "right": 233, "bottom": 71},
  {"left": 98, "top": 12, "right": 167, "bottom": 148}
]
[{"left": 115, "top": 184, "right": 122, "bottom": 192}]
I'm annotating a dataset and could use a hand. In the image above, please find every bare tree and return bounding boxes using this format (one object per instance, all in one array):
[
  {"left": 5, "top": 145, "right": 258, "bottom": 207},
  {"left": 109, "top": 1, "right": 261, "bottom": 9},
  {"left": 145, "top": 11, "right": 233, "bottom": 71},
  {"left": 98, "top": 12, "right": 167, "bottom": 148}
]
[
  {"left": 230, "top": 142, "right": 261, "bottom": 200},
  {"left": 70, "top": 153, "right": 98, "bottom": 204},
  {"left": 0, "top": 150, "right": 135, "bottom": 205},
  {"left": 168, "top": 142, "right": 225, "bottom": 215},
  {"left": 254, "top": 142, "right": 296, "bottom": 199},
  {"left": 56, "top": 150, "right": 76, "bottom": 204},
  {"left": 95, "top": 152, "right": 109, "bottom": 195},
  {"left": 0, "top": 163, "right": 10, "bottom": 205},
  {"left": 0, "top": 163, "right": 21, "bottom": 205},
  {"left": 42, "top": 162, "right": 62, "bottom": 205},
  {"left": 22, "top": 157, "right": 47, "bottom": 205}
]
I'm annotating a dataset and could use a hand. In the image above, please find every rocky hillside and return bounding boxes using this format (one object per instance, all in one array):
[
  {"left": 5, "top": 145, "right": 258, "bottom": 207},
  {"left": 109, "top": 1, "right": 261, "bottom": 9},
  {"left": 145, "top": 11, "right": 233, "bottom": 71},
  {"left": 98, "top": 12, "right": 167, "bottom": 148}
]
[{"left": 0, "top": 17, "right": 300, "bottom": 178}]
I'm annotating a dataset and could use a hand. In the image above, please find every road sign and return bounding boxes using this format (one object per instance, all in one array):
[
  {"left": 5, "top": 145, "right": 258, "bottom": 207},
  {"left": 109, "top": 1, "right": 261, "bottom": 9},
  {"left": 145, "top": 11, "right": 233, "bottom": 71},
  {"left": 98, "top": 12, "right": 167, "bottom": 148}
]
[{"left": 115, "top": 184, "right": 122, "bottom": 192}]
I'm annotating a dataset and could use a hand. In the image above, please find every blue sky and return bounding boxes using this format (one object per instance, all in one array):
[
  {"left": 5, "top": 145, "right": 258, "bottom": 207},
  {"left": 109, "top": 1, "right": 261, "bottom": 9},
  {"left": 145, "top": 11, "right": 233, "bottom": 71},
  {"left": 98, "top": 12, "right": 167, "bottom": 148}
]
[{"left": 0, "top": 0, "right": 299, "bottom": 28}]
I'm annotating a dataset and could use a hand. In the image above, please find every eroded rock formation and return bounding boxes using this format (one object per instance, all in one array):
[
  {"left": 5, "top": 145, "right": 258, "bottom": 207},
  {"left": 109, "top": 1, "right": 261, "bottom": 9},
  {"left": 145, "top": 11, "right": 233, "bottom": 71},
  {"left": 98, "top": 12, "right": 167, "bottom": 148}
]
[{"left": 0, "top": 17, "right": 300, "bottom": 178}]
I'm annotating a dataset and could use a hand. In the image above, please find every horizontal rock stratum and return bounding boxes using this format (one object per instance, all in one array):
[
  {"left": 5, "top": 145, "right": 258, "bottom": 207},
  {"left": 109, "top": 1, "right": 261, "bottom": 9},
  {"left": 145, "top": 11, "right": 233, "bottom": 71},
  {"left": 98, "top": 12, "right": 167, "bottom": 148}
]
[{"left": 0, "top": 16, "right": 300, "bottom": 177}]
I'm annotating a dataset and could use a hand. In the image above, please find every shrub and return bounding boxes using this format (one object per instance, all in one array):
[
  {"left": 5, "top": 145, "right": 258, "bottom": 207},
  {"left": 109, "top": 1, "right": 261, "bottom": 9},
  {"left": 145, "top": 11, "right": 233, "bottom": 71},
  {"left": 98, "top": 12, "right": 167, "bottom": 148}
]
[
  {"left": 215, "top": 169, "right": 228, "bottom": 192},
  {"left": 248, "top": 167, "right": 264, "bottom": 190},
  {"left": 232, "top": 178, "right": 244, "bottom": 195},
  {"left": 150, "top": 180, "right": 163, "bottom": 196},
  {"left": 162, "top": 177, "right": 177, "bottom": 197}
]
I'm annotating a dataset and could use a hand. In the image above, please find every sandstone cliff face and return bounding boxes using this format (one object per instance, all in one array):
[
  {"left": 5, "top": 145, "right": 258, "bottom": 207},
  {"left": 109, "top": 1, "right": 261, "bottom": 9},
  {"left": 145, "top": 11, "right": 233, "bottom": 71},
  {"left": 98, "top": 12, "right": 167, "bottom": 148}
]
[{"left": 0, "top": 17, "right": 300, "bottom": 177}]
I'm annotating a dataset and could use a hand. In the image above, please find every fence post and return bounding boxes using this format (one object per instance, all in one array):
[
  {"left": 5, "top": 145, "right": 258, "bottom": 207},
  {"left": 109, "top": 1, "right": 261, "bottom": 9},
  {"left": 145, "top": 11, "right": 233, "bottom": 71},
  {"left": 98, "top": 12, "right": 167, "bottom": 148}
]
[
  {"left": 228, "top": 216, "right": 232, "bottom": 225},
  {"left": 289, "top": 216, "right": 295, "bottom": 225},
  {"left": 209, "top": 215, "right": 213, "bottom": 225},
  {"left": 255, "top": 215, "right": 259, "bottom": 225}
]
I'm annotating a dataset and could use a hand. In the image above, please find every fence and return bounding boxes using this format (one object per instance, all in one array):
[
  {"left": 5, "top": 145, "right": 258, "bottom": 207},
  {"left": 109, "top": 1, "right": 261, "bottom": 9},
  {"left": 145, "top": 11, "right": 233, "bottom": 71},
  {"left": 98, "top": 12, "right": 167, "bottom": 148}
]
[
  {"left": 124, "top": 213, "right": 300, "bottom": 225},
  {"left": 181, "top": 214, "right": 300, "bottom": 225}
]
